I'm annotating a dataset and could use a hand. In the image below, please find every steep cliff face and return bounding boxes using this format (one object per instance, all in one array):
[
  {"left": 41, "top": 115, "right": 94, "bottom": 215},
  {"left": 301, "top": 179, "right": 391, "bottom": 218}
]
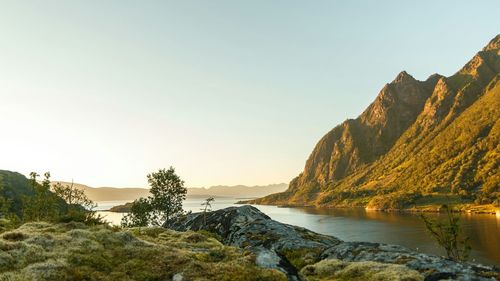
[
  {"left": 298, "top": 72, "right": 433, "bottom": 186},
  {"left": 255, "top": 35, "right": 500, "bottom": 208}
]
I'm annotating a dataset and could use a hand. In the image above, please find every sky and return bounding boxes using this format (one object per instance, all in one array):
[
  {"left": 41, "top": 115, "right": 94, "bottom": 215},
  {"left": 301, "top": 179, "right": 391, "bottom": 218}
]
[{"left": 0, "top": 1, "right": 499, "bottom": 188}]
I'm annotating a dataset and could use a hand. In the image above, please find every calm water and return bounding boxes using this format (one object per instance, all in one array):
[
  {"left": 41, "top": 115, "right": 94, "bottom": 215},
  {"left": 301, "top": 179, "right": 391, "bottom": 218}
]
[{"left": 96, "top": 197, "right": 500, "bottom": 266}]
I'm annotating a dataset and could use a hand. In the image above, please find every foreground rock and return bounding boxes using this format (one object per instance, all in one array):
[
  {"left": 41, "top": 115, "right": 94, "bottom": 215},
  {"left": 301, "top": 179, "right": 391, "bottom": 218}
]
[{"left": 166, "top": 205, "right": 499, "bottom": 281}]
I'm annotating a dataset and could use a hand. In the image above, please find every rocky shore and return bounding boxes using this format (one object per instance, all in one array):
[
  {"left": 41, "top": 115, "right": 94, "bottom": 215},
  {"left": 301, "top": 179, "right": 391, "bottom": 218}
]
[{"left": 166, "top": 205, "right": 499, "bottom": 281}]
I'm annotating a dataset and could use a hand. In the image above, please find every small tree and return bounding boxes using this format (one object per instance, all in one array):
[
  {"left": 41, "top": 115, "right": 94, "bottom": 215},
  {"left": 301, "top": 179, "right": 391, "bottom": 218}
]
[
  {"left": 200, "top": 197, "right": 215, "bottom": 226},
  {"left": 53, "top": 181, "right": 95, "bottom": 209},
  {"left": 23, "top": 172, "right": 60, "bottom": 222},
  {"left": 122, "top": 167, "right": 187, "bottom": 227},
  {"left": 121, "top": 198, "right": 153, "bottom": 227},
  {"left": 53, "top": 181, "right": 103, "bottom": 225},
  {"left": 420, "top": 205, "right": 471, "bottom": 261},
  {"left": 148, "top": 167, "right": 187, "bottom": 225}
]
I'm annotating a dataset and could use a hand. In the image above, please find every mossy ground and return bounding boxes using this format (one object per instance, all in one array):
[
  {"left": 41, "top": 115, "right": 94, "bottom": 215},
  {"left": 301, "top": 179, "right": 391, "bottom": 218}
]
[
  {"left": 281, "top": 247, "right": 323, "bottom": 270},
  {"left": 300, "top": 259, "right": 423, "bottom": 281},
  {"left": 0, "top": 222, "right": 286, "bottom": 281}
]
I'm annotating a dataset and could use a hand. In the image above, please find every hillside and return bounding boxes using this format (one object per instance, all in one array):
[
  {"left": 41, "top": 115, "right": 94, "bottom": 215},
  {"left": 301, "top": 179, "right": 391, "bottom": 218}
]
[
  {"left": 252, "top": 35, "right": 500, "bottom": 211},
  {"left": 51, "top": 182, "right": 151, "bottom": 202},
  {"left": 0, "top": 170, "right": 35, "bottom": 216},
  {"left": 52, "top": 182, "right": 287, "bottom": 202}
]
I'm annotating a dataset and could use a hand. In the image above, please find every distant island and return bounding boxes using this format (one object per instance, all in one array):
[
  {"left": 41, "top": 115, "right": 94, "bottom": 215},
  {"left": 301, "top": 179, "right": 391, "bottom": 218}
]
[{"left": 247, "top": 35, "right": 500, "bottom": 214}]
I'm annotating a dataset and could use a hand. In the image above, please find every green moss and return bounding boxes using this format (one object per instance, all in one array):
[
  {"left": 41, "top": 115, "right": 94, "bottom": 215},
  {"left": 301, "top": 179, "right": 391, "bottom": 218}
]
[
  {"left": 0, "top": 222, "right": 287, "bottom": 281},
  {"left": 1, "top": 232, "right": 27, "bottom": 242},
  {"left": 281, "top": 247, "right": 323, "bottom": 270},
  {"left": 301, "top": 259, "right": 423, "bottom": 281},
  {"left": 197, "top": 230, "right": 222, "bottom": 242}
]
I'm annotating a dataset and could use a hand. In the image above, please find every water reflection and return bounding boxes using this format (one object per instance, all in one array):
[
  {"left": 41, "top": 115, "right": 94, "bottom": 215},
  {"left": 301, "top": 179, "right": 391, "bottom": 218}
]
[{"left": 283, "top": 206, "right": 500, "bottom": 265}]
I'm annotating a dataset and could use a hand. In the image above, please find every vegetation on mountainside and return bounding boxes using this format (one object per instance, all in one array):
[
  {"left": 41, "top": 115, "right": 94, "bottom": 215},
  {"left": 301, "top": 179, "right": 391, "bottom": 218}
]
[
  {"left": 0, "top": 171, "right": 35, "bottom": 218},
  {"left": 0, "top": 222, "right": 286, "bottom": 281},
  {"left": 0, "top": 170, "right": 103, "bottom": 230},
  {"left": 122, "top": 167, "right": 187, "bottom": 227},
  {"left": 420, "top": 205, "right": 471, "bottom": 262},
  {"left": 22, "top": 172, "right": 63, "bottom": 223},
  {"left": 23, "top": 172, "right": 103, "bottom": 226},
  {"left": 253, "top": 35, "right": 500, "bottom": 212}
]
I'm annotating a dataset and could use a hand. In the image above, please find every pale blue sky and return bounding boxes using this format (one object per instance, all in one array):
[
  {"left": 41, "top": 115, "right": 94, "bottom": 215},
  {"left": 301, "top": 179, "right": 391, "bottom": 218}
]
[{"left": 0, "top": 1, "right": 498, "bottom": 187}]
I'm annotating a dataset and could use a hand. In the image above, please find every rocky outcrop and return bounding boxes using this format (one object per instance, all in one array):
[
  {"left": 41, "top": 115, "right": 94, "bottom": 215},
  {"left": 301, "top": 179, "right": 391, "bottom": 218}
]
[
  {"left": 167, "top": 205, "right": 340, "bottom": 280},
  {"left": 166, "top": 206, "right": 499, "bottom": 281}
]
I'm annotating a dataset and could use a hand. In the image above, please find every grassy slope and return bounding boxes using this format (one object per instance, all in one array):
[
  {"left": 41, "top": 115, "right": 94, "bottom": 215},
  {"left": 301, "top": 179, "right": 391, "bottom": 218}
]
[{"left": 0, "top": 222, "right": 286, "bottom": 281}]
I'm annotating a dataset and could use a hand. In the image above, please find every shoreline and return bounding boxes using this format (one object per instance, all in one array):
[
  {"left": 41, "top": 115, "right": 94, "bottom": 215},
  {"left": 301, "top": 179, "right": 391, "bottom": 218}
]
[
  {"left": 237, "top": 201, "right": 499, "bottom": 216},
  {"left": 106, "top": 198, "right": 499, "bottom": 216}
]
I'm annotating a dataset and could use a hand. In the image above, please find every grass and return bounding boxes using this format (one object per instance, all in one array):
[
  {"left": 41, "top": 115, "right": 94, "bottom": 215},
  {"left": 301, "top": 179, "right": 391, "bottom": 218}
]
[
  {"left": 0, "top": 222, "right": 286, "bottom": 281},
  {"left": 281, "top": 247, "right": 323, "bottom": 270},
  {"left": 300, "top": 259, "right": 423, "bottom": 281}
]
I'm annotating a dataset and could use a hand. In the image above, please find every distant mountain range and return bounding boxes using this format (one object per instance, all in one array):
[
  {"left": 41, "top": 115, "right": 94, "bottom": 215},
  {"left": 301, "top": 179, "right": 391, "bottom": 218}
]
[
  {"left": 187, "top": 184, "right": 288, "bottom": 198},
  {"left": 251, "top": 35, "right": 499, "bottom": 211},
  {"left": 51, "top": 181, "right": 288, "bottom": 202}
]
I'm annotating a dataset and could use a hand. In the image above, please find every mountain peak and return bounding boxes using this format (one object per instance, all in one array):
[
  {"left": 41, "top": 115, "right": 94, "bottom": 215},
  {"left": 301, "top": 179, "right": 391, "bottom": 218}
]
[
  {"left": 255, "top": 36, "right": 499, "bottom": 211},
  {"left": 423, "top": 73, "right": 444, "bottom": 90},
  {"left": 483, "top": 34, "right": 500, "bottom": 51},
  {"left": 426, "top": 73, "right": 443, "bottom": 81},
  {"left": 392, "top": 71, "right": 415, "bottom": 84}
]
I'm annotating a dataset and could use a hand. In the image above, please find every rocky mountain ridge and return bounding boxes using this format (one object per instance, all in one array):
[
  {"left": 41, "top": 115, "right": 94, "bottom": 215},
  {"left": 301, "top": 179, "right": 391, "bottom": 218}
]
[{"left": 252, "top": 35, "right": 500, "bottom": 210}]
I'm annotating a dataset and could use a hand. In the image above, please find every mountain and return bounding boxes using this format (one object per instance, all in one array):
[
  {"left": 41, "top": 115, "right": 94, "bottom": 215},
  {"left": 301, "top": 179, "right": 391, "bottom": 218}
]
[
  {"left": 51, "top": 182, "right": 151, "bottom": 202},
  {"left": 51, "top": 182, "right": 288, "bottom": 201},
  {"left": 187, "top": 183, "right": 288, "bottom": 198},
  {"left": 252, "top": 35, "right": 500, "bottom": 211}
]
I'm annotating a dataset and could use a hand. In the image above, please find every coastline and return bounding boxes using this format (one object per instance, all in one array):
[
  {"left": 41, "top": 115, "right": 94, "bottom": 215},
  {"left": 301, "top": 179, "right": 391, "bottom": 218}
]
[{"left": 237, "top": 200, "right": 500, "bottom": 216}]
